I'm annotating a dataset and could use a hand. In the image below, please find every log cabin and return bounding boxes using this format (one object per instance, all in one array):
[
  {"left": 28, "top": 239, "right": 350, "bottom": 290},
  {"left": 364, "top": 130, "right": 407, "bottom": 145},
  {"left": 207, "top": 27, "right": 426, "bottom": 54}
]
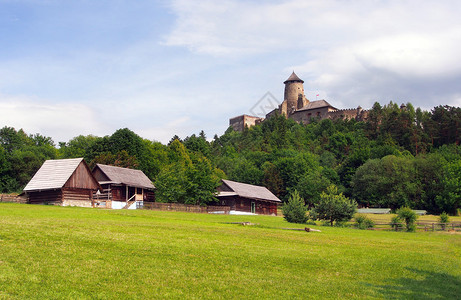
[
  {"left": 217, "top": 179, "right": 281, "bottom": 215},
  {"left": 92, "top": 164, "right": 155, "bottom": 209},
  {"left": 23, "top": 158, "right": 100, "bottom": 207}
]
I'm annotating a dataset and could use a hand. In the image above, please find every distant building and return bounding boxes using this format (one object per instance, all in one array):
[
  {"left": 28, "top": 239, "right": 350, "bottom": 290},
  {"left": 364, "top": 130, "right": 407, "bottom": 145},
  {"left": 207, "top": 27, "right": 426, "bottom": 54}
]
[
  {"left": 216, "top": 179, "right": 281, "bottom": 215},
  {"left": 23, "top": 158, "right": 100, "bottom": 207},
  {"left": 92, "top": 164, "right": 155, "bottom": 209},
  {"left": 229, "top": 114, "right": 263, "bottom": 132},
  {"left": 229, "top": 72, "right": 368, "bottom": 131}
]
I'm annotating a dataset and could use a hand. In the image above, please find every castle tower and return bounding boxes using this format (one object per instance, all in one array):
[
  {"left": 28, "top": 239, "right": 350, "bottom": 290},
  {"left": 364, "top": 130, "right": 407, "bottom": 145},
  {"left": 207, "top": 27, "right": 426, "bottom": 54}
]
[{"left": 283, "top": 71, "right": 307, "bottom": 116}]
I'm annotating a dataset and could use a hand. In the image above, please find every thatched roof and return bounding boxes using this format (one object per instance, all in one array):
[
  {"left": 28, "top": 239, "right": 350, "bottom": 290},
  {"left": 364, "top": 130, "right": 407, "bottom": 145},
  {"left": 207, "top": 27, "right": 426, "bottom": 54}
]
[
  {"left": 218, "top": 179, "right": 281, "bottom": 202},
  {"left": 24, "top": 158, "right": 84, "bottom": 192},
  {"left": 94, "top": 164, "right": 155, "bottom": 190}
]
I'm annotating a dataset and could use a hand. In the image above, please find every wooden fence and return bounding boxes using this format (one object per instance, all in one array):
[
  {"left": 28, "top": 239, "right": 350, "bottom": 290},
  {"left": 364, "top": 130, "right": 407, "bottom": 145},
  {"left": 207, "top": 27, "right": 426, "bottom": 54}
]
[
  {"left": 0, "top": 194, "right": 27, "bottom": 204},
  {"left": 368, "top": 222, "right": 461, "bottom": 232},
  {"left": 140, "top": 202, "right": 231, "bottom": 214}
]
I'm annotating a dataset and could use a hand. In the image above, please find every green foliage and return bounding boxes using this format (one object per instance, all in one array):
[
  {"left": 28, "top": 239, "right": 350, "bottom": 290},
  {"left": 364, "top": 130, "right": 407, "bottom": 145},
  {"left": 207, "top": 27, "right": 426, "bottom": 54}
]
[
  {"left": 354, "top": 214, "right": 375, "bottom": 229},
  {"left": 397, "top": 207, "right": 418, "bottom": 232},
  {"left": 282, "top": 190, "right": 308, "bottom": 224},
  {"left": 89, "top": 150, "right": 139, "bottom": 169},
  {"left": 439, "top": 212, "right": 449, "bottom": 223},
  {"left": 439, "top": 212, "right": 449, "bottom": 230},
  {"left": 351, "top": 155, "right": 418, "bottom": 209},
  {"left": 311, "top": 185, "right": 357, "bottom": 226},
  {"left": 391, "top": 215, "right": 403, "bottom": 231},
  {"left": 1, "top": 100, "right": 461, "bottom": 216},
  {"left": 0, "top": 127, "right": 57, "bottom": 192},
  {"left": 155, "top": 140, "right": 223, "bottom": 205}
]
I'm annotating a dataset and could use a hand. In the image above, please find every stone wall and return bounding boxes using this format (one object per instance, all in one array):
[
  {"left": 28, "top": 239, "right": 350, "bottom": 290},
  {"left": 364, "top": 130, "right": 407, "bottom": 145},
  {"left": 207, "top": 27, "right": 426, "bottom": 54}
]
[
  {"left": 62, "top": 199, "right": 93, "bottom": 208},
  {"left": 229, "top": 115, "right": 263, "bottom": 131}
]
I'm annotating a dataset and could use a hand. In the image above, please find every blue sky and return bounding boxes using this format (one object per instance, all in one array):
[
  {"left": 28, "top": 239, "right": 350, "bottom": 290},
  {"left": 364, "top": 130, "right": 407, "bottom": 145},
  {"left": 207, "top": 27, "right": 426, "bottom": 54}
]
[{"left": 1, "top": 0, "right": 460, "bottom": 144}]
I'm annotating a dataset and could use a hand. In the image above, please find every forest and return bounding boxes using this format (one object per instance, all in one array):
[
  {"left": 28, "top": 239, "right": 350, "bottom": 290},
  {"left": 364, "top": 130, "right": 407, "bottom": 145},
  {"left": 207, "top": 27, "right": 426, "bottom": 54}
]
[{"left": 1, "top": 102, "right": 460, "bottom": 214}]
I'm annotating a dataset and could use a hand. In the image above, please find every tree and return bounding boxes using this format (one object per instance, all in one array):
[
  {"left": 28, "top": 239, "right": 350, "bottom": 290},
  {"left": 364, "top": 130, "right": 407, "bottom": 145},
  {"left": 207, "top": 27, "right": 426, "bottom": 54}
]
[
  {"left": 155, "top": 139, "right": 223, "bottom": 205},
  {"left": 155, "top": 162, "right": 188, "bottom": 203},
  {"left": 439, "top": 212, "right": 449, "bottom": 230},
  {"left": 351, "top": 155, "right": 418, "bottom": 209},
  {"left": 282, "top": 190, "right": 308, "bottom": 224},
  {"left": 311, "top": 185, "right": 357, "bottom": 226},
  {"left": 89, "top": 150, "right": 139, "bottom": 169},
  {"left": 396, "top": 207, "right": 418, "bottom": 232},
  {"left": 434, "top": 160, "right": 461, "bottom": 215},
  {"left": 58, "top": 135, "right": 100, "bottom": 160}
]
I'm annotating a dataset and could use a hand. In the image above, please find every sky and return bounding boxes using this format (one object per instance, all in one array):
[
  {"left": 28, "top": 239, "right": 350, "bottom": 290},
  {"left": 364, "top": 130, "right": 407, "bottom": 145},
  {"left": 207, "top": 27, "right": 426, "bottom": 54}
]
[{"left": 1, "top": 0, "right": 460, "bottom": 144}]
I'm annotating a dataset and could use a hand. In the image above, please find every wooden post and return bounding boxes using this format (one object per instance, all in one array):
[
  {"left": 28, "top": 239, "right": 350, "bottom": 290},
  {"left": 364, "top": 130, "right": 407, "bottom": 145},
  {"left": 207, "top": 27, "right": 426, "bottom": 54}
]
[{"left": 432, "top": 223, "right": 435, "bottom": 231}]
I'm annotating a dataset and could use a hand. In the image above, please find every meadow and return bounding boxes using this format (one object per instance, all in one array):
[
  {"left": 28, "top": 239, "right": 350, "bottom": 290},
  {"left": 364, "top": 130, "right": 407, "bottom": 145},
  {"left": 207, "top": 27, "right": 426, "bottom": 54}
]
[{"left": 0, "top": 203, "right": 460, "bottom": 299}]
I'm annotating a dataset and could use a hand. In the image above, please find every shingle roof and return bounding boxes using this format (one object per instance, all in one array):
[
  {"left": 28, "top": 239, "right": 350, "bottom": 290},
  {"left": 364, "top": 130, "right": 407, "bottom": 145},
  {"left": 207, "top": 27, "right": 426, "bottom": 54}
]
[
  {"left": 297, "top": 99, "right": 337, "bottom": 111},
  {"left": 94, "top": 164, "right": 155, "bottom": 189},
  {"left": 23, "top": 158, "right": 84, "bottom": 192},
  {"left": 218, "top": 179, "right": 281, "bottom": 202},
  {"left": 284, "top": 71, "right": 304, "bottom": 84}
]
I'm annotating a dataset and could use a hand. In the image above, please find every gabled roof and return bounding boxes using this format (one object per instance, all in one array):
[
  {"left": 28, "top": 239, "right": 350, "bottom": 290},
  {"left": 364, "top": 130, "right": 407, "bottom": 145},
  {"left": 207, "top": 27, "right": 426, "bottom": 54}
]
[
  {"left": 24, "top": 158, "right": 84, "bottom": 192},
  {"left": 94, "top": 164, "right": 155, "bottom": 189},
  {"left": 297, "top": 99, "right": 337, "bottom": 111},
  {"left": 218, "top": 179, "right": 281, "bottom": 202},
  {"left": 284, "top": 71, "right": 304, "bottom": 84}
]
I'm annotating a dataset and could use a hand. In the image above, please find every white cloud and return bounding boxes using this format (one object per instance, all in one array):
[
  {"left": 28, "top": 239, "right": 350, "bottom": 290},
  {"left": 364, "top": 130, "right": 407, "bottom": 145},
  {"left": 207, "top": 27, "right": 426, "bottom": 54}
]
[
  {"left": 165, "top": 0, "right": 461, "bottom": 110},
  {"left": 0, "top": 96, "right": 109, "bottom": 143}
]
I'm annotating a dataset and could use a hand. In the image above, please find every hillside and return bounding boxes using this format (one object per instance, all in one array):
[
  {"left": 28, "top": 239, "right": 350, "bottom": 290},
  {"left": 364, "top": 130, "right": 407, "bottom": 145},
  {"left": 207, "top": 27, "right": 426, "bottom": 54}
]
[{"left": 1, "top": 102, "right": 460, "bottom": 214}]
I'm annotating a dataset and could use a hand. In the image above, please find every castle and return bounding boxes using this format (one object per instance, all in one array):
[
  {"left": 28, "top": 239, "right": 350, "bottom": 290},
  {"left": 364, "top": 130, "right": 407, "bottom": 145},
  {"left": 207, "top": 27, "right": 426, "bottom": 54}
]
[{"left": 230, "top": 72, "right": 368, "bottom": 131}]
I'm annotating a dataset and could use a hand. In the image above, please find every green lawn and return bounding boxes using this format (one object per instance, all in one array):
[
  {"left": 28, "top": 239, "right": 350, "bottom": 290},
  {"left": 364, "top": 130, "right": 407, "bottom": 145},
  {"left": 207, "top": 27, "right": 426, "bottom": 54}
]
[{"left": 1, "top": 203, "right": 460, "bottom": 299}]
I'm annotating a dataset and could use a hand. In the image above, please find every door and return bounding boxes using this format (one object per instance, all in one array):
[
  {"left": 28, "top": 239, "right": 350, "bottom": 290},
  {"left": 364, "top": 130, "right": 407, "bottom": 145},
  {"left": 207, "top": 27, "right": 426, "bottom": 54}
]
[{"left": 251, "top": 202, "right": 256, "bottom": 214}]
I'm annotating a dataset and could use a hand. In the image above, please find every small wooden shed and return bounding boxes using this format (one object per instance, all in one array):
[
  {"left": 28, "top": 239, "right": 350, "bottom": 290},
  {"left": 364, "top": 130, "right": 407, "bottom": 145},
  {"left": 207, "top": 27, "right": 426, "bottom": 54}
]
[
  {"left": 23, "top": 158, "right": 100, "bottom": 207},
  {"left": 92, "top": 164, "right": 155, "bottom": 209},
  {"left": 217, "top": 179, "right": 281, "bottom": 215}
]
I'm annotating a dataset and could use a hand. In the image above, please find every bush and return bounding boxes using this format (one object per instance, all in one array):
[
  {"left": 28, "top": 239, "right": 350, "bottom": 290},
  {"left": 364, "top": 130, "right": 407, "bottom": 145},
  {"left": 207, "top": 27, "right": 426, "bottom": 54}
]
[
  {"left": 397, "top": 207, "right": 418, "bottom": 232},
  {"left": 310, "top": 185, "right": 357, "bottom": 226},
  {"left": 354, "top": 214, "right": 375, "bottom": 229},
  {"left": 439, "top": 212, "right": 449, "bottom": 230},
  {"left": 282, "top": 190, "right": 308, "bottom": 224},
  {"left": 391, "top": 215, "right": 403, "bottom": 231}
]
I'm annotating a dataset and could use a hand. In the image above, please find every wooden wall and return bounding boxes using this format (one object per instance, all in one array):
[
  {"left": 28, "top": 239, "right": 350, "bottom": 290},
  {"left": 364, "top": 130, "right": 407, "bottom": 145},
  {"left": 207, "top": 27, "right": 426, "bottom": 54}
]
[
  {"left": 28, "top": 190, "right": 62, "bottom": 205},
  {"left": 92, "top": 167, "right": 109, "bottom": 182},
  {"left": 219, "top": 196, "right": 278, "bottom": 215},
  {"left": 64, "top": 161, "right": 99, "bottom": 190}
]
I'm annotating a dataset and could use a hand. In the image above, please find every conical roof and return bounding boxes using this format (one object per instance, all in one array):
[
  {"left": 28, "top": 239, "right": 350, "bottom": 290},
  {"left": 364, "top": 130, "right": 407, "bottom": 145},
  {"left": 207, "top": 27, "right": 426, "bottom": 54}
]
[{"left": 284, "top": 71, "right": 304, "bottom": 84}]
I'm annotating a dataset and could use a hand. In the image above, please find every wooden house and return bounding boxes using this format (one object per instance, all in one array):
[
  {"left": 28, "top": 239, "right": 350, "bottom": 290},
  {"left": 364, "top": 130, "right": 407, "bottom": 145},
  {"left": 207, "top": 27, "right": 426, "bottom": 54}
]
[
  {"left": 23, "top": 158, "right": 100, "bottom": 207},
  {"left": 92, "top": 164, "right": 155, "bottom": 209},
  {"left": 217, "top": 179, "right": 281, "bottom": 215}
]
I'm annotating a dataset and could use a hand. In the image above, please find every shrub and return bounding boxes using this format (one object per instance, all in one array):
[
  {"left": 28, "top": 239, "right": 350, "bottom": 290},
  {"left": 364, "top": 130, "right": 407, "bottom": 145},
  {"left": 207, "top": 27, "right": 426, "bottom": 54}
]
[
  {"left": 310, "top": 185, "right": 357, "bottom": 226},
  {"left": 439, "top": 212, "right": 449, "bottom": 230},
  {"left": 391, "top": 215, "right": 403, "bottom": 231},
  {"left": 282, "top": 190, "right": 308, "bottom": 224},
  {"left": 397, "top": 207, "right": 418, "bottom": 232},
  {"left": 355, "top": 214, "right": 375, "bottom": 230}
]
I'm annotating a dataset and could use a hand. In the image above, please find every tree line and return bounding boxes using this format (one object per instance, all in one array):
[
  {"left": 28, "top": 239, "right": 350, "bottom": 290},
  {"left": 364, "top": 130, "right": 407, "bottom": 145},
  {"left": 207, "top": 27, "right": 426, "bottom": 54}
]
[{"left": 0, "top": 102, "right": 460, "bottom": 214}]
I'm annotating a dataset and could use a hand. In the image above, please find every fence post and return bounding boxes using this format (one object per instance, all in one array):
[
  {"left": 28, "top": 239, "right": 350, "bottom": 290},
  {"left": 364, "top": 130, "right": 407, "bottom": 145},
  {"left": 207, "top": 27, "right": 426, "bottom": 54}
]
[{"left": 432, "top": 223, "right": 435, "bottom": 231}]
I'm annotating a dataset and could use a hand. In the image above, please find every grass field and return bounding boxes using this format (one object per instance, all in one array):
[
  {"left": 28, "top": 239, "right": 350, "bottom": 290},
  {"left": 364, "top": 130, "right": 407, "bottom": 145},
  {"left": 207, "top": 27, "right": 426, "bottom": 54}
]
[{"left": 1, "top": 203, "right": 460, "bottom": 299}]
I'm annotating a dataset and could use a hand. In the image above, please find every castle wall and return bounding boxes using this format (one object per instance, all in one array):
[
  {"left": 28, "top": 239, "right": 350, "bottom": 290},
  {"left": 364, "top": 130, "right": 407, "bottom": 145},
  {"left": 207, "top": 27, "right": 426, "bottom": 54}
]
[
  {"left": 291, "top": 107, "right": 334, "bottom": 124},
  {"left": 328, "top": 108, "right": 369, "bottom": 122},
  {"left": 229, "top": 115, "right": 263, "bottom": 131}
]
